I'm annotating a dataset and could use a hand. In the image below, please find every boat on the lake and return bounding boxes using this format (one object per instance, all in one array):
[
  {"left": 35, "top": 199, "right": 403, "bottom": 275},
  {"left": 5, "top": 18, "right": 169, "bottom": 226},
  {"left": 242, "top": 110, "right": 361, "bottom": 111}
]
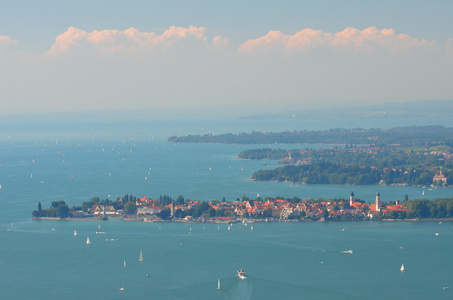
[
  {"left": 86, "top": 237, "right": 91, "bottom": 245},
  {"left": 341, "top": 249, "right": 353, "bottom": 254},
  {"left": 237, "top": 269, "right": 247, "bottom": 279},
  {"left": 138, "top": 250, "right": 144, "bottom": 262}
]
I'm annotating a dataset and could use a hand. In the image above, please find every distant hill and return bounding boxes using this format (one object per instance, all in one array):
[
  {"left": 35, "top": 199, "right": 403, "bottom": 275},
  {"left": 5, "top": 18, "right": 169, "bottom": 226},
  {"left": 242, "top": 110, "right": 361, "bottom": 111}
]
[{"left": 239, "top": 99, "right": 453, "bottom": 120}]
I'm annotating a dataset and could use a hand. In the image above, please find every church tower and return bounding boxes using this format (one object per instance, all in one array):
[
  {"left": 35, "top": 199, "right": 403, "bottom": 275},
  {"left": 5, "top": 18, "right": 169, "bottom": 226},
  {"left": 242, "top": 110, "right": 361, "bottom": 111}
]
[
  {"left": 376, "top": 192, "right": 381, "bottom": 212},
  {"left": 349, "top": 191, "right": 355, "bottom": 206},
  {"left": 170, "top": 201, "right": 175, "bottom": 217}
]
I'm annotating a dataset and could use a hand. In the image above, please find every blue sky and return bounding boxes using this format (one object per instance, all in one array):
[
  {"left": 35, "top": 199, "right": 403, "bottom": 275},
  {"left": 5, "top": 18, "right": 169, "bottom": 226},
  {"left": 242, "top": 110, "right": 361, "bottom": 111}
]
[{"left": 0, "top": 0, "right": 452, "bottom": 116}]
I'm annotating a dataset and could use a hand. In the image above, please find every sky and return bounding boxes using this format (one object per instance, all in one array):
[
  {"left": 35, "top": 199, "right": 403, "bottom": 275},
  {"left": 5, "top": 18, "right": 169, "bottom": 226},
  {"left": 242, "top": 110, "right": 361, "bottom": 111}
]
[{"left": 0, "top": 0, "right": 452, "bottom": 116}]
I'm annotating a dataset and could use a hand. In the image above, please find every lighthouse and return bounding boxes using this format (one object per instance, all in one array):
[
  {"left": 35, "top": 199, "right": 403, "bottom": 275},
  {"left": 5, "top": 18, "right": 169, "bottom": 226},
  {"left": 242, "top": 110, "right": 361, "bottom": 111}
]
[{"left": 376, "top": 192, "right": 381, "bottom": 212}]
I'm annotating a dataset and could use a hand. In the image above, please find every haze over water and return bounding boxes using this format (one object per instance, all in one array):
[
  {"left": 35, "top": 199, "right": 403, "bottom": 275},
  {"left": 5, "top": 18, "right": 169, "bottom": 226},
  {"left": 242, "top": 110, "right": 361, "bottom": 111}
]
[{"left": 1, "top": 116, "right": 453, "bottom": 299}]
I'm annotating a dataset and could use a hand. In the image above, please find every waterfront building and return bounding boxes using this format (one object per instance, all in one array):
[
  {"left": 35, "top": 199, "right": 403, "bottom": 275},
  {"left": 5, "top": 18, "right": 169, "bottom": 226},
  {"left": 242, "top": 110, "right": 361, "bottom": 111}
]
[{"left": 433, "top": 167, "right": 448, "bottom": 185}]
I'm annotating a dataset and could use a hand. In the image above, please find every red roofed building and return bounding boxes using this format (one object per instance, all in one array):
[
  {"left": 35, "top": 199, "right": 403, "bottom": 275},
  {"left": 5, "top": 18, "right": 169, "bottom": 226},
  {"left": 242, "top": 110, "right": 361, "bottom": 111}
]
[{"left": 433, "top": 168, "right": 448, "bottom": 185}]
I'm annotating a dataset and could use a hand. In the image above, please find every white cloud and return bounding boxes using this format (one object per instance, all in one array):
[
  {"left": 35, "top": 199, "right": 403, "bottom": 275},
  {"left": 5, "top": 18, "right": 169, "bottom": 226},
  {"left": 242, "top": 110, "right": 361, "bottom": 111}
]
[
  {"left": 0, "top": 35, "right": 17, "bottom": 47},
  {"left": 0, "top": 26, "right": 451, "bottom": 116},
  {"left": 45, "top": 26, "right": 229, "bottom": 59},
  {"left": 0, "top": 35, "right": 17, "bottom": 62},
  {"left": 239, "top": 27, "right": 434, "bottom": 54}
]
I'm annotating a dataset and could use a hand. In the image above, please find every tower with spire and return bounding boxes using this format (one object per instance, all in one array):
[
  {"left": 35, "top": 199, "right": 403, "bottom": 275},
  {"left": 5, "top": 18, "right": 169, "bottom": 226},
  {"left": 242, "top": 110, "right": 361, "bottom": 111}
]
[{"left": 349, "top": 191, "right": 355, "bottom": 206}]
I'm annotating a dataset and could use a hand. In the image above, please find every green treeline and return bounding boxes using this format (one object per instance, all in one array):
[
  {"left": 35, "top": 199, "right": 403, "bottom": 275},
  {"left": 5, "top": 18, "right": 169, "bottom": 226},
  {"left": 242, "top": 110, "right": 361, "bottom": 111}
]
[
  {"left": 252, "top": 163, "right": 381, "bottom": 184},
  {"left": 251, "top": 162, "right": 449, "bottom": 186},
  {"left": 32, "top": 201, "right": 69, "bottom": 218},
  {"left": 168, "top": 126, "right": 453, "bottom": 146},
  {"left": 239, "top": 146, "right": 452, "bottom": 169},
  {"left": 404, "top": 198, "right": 453, "bottom": 219},
  {"left": 32, "top": 194, "right": 192, "bottom": 218},
  {"left": 238, "top": 148, "right": 290, "bottom": 160}
]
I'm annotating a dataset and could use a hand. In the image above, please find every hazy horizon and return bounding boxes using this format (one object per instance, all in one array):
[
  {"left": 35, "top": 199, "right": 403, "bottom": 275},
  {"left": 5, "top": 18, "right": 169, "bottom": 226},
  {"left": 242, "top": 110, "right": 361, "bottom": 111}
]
[{"left": 0, "top": 1, "right": 452, "bottom": 116}]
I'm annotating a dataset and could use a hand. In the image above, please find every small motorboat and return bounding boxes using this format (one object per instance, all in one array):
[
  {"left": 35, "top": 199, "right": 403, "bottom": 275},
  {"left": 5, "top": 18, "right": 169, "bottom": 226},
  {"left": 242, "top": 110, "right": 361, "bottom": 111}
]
[{"left": 237, "top": 269, "right": 247, "bottom": 279}]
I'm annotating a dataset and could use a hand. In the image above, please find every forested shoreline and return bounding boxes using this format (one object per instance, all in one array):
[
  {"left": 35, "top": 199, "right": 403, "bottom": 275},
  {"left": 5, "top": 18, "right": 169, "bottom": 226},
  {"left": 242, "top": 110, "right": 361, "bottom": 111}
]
[
  {"left": 244, "top": 145, "right": 453, "bottom": 186},
  {"left": 168, "top": 125, "right": 453, "bottom": 146}
]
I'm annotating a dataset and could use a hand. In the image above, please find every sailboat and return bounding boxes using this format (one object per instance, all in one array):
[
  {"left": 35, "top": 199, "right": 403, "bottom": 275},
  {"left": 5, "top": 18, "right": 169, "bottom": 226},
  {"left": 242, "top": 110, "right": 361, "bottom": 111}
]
[
  {"left": 216, "top": 278, "right": 220, "bottom": 291},
  {"left": 138, "top": 250, "right": 144, "bottom": 262},
  {"left": 251, "top": 225, "right": 254, "bottom": 231},
  {"left": 86, "top": 236, "right": 91, "bottom": 245},
  {"left": 123, "top": 260, "right": 126, "bottom": 268},
  {"left": 400, "top": 264, "right": 405, "bottom": 272},
  {"left": 119, "top": 283, "right": 124, "bottom": 291},
  {"left": 74, "top": 230, "right": 77, "bottom": 236}
]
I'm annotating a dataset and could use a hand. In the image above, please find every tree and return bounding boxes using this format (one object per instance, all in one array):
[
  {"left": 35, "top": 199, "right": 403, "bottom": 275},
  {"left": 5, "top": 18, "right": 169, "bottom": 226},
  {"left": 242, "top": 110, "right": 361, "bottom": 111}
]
[
  {"left": 216, "top": 209, "right": 225, "bottom": 217},
  {"left": 208, "top": 207, "right": 216, "bottom": 218},
  {"left": 38, "top": 202, "right": 42, "bottom": 213},
  {"left": 262, "top": 208, "right": 273, "bottom": 218},
  {"left": 51, "top": 200, "right": 66, "bottom": 208},
  {"left": 322, "top": 209, "right": 329, "bottom": 220},
  {"left": 174, "top": 209, "right": 186, "bottom": 218},
  {"left": 123, "top": 202, "right": 137, "bottom": 215},
  {"left": 192, "top": 207, "right": 202, "bottom": 218},
  {"left": 56, "top": 203, "right": 69, "bottom": 218},
  {"left": 199, "top": 202, "right": 210, "bottom": 212},
  {"left": 389, "top": 210, "right": 398, "bottom": 219},
  {"left": 176, "top": 196, "right": 185, "bottom": 205},
  {"left": 446, "top": 201, "right": 453, "bottom": 217},
  {"left": 157, "top": 208, "right": 171, "bottom": 220}
]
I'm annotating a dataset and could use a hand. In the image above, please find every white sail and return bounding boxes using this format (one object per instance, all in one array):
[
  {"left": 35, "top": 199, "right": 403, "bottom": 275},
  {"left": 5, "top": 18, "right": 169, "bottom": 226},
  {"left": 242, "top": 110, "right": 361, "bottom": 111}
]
[
  {"left": 74, "top": 230, "right": 77, "bottom": 236},
  {"left": 86, "top": 236, "right": 91, "bottom": 245},
  {"left": 138, "top": 250, "right": 144, "bottom": 262},
  {"left": 400, "top": 264, "right": 405, "bottom": 272},
  {"left": 217, "top": 278, "right": 220, "bottom": 291},
  {"left": 123, "top": 260, "right": 126, "bottom": 268}
]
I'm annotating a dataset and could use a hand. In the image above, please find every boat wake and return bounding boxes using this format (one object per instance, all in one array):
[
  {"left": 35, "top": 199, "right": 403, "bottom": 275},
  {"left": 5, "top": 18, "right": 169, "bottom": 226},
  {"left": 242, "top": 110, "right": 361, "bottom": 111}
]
[{"left": 229, "top": 278, "right": 252, "bottom": 300}]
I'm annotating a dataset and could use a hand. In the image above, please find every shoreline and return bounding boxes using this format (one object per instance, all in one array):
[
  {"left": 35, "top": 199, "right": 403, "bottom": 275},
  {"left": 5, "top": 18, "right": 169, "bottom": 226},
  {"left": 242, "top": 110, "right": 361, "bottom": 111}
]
[{"left": 31, "top": 217, "right": 453, "bottom": 222}]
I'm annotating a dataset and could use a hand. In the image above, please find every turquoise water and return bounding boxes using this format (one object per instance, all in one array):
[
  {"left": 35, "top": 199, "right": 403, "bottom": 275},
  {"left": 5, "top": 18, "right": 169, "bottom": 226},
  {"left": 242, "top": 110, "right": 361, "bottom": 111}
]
[
  {"left": 1, "top": 117, "right": 453, "bottom": 299},
  {"left": 1, "top": 140, "right": 452, "bottom": 223},
  {"left": 2, "top": 220, "right": 453, "bottom": 299}
]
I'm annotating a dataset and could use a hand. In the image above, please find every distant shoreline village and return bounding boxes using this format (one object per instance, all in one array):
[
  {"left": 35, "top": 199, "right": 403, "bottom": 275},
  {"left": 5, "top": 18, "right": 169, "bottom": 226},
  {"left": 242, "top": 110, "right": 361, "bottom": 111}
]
[
  {"left": 170, "top": 126, "right": 453, "bottom": 187},
  {"left": 33, "top": 192, "right": 453, "bottom": 222}
]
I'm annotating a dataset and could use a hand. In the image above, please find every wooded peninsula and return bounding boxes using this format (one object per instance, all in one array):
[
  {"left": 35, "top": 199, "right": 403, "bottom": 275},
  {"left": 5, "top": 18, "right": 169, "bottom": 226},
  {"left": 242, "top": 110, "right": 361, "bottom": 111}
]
[
  {"left": 170, "top": 126, "right": 453, "bottom": 187},
  {"left": 246, "top": 145, "right": 452, "bottom": 186},
  {"left": 168, "top": 125, "right": 453, "bottom": 146}
]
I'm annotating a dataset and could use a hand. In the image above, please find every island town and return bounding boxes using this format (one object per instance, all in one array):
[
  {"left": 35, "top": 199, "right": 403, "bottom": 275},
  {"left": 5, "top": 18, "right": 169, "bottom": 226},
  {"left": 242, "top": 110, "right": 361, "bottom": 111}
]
[{"left": 35, "top": 191, "right": 446, "bottom": 222}]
